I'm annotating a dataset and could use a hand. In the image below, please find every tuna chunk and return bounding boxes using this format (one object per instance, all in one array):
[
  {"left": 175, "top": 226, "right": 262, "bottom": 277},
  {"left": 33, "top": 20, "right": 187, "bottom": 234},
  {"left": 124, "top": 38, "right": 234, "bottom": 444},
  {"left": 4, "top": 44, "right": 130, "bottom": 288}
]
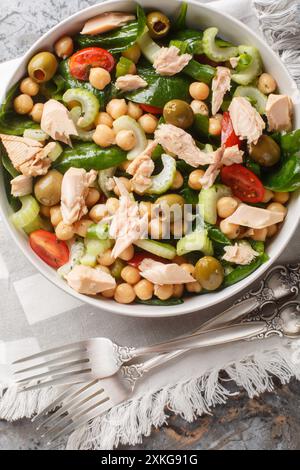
[
  {"left": 61, "top": 168, "right": 97, "bottom": 225},
  {"left": 139, "top": 259, "right": 195, "bottom": 285},
  {"left": 115, "top": 75, "right": 148, "bottom": 92},
  {"left": 0, "top": 134, "right": 55, "bottom": 176},
  {"left": 109, "top": 178, "right": 148, "bottom": 258},
  {"left": 222, "top": 243, "right": 259, "bottom": 265},
  {"left": 199, "top": 145, "right": 244, "bottom": 189},
  {"left": 266, "top": 94, "right": 293, "bottom": 132},
  {"left": 66, "top": 265, "right": 116, "bottom": 295},
  {"left": 41, "top": 99, "right": 78, "bottom": 146},
  {"left": 10, "top": 175, "right": 33, "bottom": 197},
  {"left": 211, "top": 67, "right": 231, "bottom": 116},
  {"left": 127, "top": 154, "right": 154, "bottom": 194},
  {"left": 81, "top": 12, "right": 136, "bottom": 35},
  {"left": 153, "top": 46, "right": 192, "bottom": 76},
  {"left": 155, "top": 124, "right": 216, "bottom": 167},
  {"left": 225, "top": 203, "right": 285, "bottom": 229},
  {"left": 229, "top": 97, "right": 265, "bottom": 145},
  {"left": 222, "top": 145, "right": 244, "bottom": 166},
  {"left": 229, "top": 57, "right": 240, "bottom": 69}
]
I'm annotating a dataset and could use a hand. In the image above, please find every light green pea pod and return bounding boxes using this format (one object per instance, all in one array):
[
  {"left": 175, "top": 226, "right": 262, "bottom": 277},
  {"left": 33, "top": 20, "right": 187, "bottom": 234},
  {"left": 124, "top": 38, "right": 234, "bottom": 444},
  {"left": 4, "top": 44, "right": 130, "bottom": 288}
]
[{"left": 63, "top": 88, "right": 99, "bottom": 129}]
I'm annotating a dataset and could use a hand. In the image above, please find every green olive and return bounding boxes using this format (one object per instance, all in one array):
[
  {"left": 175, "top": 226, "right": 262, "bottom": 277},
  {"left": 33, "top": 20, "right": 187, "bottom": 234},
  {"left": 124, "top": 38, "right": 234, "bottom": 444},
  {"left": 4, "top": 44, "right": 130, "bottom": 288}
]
[
  {"left": 163, "top": 100, "right": 194, "bottom": 130},
  {"left": 194, "top": 256, "right": 224, "bottom": 291},
  {"left": 155, "top": 194, "right": 185, "bottom": 222},
  {"left": 28, "top": 52, "right": 58, "bottom": 83},
  {"left": 34, "top": 170, "right": 63, "bottom": 206},
  {"left": 249, "top": 135, "right": 281, "bottom": 168},
  {"left": 146, "top": 11, "right": 171, "bottom": 39}
]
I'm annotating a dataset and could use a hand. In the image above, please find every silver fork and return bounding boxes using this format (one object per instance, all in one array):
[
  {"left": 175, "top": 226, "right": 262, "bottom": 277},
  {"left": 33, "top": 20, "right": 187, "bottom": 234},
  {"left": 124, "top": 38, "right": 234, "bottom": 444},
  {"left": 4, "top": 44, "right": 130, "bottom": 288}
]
[
  {"left": 35, "top": 300, "right": 300, "bottom": 444},
  {"left": 12, "top": 299, "right": 261, "bottom": 391}
]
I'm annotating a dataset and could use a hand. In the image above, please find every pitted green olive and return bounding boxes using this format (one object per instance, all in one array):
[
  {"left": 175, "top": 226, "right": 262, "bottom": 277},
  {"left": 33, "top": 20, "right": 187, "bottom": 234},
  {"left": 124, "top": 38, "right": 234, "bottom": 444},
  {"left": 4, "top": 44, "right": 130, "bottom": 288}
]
[
  {"left": 155, "top": 194, "right": 185, "bottom": 222},
  {"left": 146, "top": 11, "right": 171, "bottom": 39},
  {"left": 28, "top": 52, "right": 58, "bottom": 83},
  {"left": 163, "top": 100, "right": 194, "bottom": 130},
  {"left": 250, "top": 135, "right": 281, "bottom": 168},
  {"left": 156, "top": 194, "right": 185, "bottom": 207},
  {"left": 194, "top": 256, "right": 224, "bottom": 291},
  {"left": 34, "top": 170, "right": 63, "bottom": 206}
]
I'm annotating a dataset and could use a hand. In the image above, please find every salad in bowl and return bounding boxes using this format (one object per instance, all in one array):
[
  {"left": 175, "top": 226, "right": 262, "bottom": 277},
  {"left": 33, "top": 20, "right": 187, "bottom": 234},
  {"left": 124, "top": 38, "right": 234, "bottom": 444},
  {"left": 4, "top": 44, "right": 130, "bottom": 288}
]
[{"left": 0, "top": 2, "right": 299, "bottom": 308}]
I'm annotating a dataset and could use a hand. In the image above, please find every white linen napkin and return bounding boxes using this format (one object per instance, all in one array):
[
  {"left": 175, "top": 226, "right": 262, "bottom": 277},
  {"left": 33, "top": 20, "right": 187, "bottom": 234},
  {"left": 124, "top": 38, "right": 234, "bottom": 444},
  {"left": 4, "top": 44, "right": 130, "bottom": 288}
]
[{"left": 0, "top": 0, "right": 299, "bottom": 450}]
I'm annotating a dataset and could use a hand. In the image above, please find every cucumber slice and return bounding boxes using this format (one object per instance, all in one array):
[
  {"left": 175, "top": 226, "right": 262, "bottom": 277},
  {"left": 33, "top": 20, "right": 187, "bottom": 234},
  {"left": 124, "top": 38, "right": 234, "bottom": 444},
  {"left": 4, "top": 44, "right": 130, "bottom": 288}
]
[
  {"left": 10, "top": 195, "right": 40, "bottom": 230},
  {"left": 98, "top": 168, "right": 116, "bottom": 197},
  {"left": 203, "top": 27, "right": 238, "bottom": 62},
  {"left": 231, "top": 46, "right": 262, "bottom": 86},
  {"left": 134, "top": 239, "right": 176, "bottom": 260},
  {"left": 87, "top": 222, "right": 110, "bottom": 240},
  {"left": 113, "top": 115, "right": 147, "bottom": 160},
  {"left": 63, "top": 88, "right": 99, "bottom": 129},
  {"left": 199, "top": 184, "right": 232, "bottom": 225},
  {"left": 177, "top": 229, "right": 213, "bottom": 256},
  {"left": 147, "top": 154, "right": 176, "bottom": 195},
  {"left": 233, "top": 86, "right": 267, "bottom": 115},
  {"left": 23, "top": 129, "right": 49, "bottom": 142},
  {"left": 80, "top": 238, "right": 112, "bottom": 267}
]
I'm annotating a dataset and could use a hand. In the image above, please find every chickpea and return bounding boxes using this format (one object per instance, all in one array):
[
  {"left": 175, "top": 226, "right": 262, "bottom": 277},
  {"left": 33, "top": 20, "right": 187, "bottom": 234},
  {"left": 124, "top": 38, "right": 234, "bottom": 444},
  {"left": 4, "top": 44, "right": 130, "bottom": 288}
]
[
  {"left": 116, "top": 130, "right": 137, "bottom": 151},
  {"left": 93, "top": 124, "right": 116, "bottom": 148},
  {"left": 95, "top": 265, "right": 111, "bottom": 275},
  {"left": 54, "top": 36, "right": 74, "bottom": 59},
  {"left": 119, "top": 245, "right": 135, "bottom": 261},
  {"left": 181, "top": 263, "right": 195, "bottom": 277},
  {"left": 258, "top": 73, "right": 277, "bottom": 95},
  {"left": 106, "top": 99, "right": 128, "bottom": 120},
  {"left": 89, "top": 204, "right": 108, "bottom": 223},
  {"left": 122, "top": 44, "right": 141, "bottom": 64},
  {"left": 127, "top": 102, "right": 143, "bottom": 120},
  {"left": 30, "top": 103, "right": 44, "bottom": 123},
  {"left": 273, "top": 192, "right": 290, "bottom": 204},
  {"left": 73, "top": 219, "right": 93, "bottom": 237},
  {"left": 20, "top": 77, "right": 39, "bottom": 97},
  {"left": 154, "top": 284, "right": 174, "bottom": 300},
  {"left": 190, "top": 100, "right": 209, "bottom": 116},
  {"left": 40, "top": 205, "right": 51, "bottom": 218},
  {"left": 14, "top": 94, "right": 34, "bottom": 115},
  {"left": 170, "top": 221, "right": 184, "bottom": 238},
  {"left": 89, "top": 67, "right": 111, "bottom": 90},
  {"left": 121, "top": 266, "right": 141, "bottom": 285},
  {"left": 101, "top": 287, "right": 116, "bottom": 299},
  {"left": 113, "top": 177, "right": 132, "bottom": 196},
  {"left": 139, "top": 201, "right": 152, "bottom": 221},
  {"left": 114, "top": 283, "right": 136, "bottom": 304},
  {"left": 170, "top": 171, "right": 184, "bottom": 190},
  {"left": 134, "top": 279, "right": 154, "bottom": 300},
  {"left": 106, "top": 197, "right": 120, "bottom": 215},
  {"left": 262, "top": 188, "right": 274, "bottom": 203},
  {"left": 252, "top": 228, "right": 268, "bottom": 242},
  {"left": 217, "top": 197, "right": 239, "bottom": 219},
  {"left": 186, "top": 281, "right": 202, "bottom": 293},
  {"left": 97, "top": 249, "right": 115, "bottom": 267},
  {"left": 220, "top": 219, "right": 240, "bottom": 239},
  {"left": 95, "top": 112, "right": 114, "bottom": 128},
  {"left": 138, "top": 114, "right": 158, "bottom": 134},
  {"left": 267, "top": 202, "right": 287, "bottom": 217},
  {"left": 50, "top": 205, "right": 62, "bottom": 227},
  {"left": 188, "top": 169, "right": 205, "bottom": 190},
  {"left": 189, "top": 82, "right": 210, "bottom": 101},
  {"left": 85, "top": 188, "right": 101, "bottom": 208},
  {"left": 55, "top": 221, "right": 74, "bottom": 241},
  {"left": 267, "top": 224, "right": 278, "bottom": 238},
  {"left": 173, "top": 284, "right": 184, "bottom": 298},
  {"left": 148, "top": 218, "right": 167, "bottom": 239},
  {"left": 209, "top": 117, "right": 222, "bottom": 136}
]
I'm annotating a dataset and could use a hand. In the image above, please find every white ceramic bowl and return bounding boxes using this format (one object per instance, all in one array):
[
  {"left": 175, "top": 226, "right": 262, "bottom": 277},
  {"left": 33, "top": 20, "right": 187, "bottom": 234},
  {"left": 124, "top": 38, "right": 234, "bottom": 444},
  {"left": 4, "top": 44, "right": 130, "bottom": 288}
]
[{"left": 1, "top": 0, "right": 299, "bottom": 318}]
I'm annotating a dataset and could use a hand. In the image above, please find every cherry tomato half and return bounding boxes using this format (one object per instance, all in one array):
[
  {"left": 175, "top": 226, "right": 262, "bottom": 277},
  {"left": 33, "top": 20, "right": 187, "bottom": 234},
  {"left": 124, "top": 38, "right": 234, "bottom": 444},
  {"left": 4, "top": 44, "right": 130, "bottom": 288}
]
[
  {"left": 221, "top": 111, "right": 241, "bottom": 148},
  {"left": 128, "top": 252, "right": 168, "bottom": 268},
  {"left": 221, "top": 164, "right": 265, "bottom": 203},
  {"left": 69, "top": 47, "right": 115, "bottom": 81},
  {"left": 139, "top": 104, "right": 163, "bottom": 115},
  {"left": 29, "top": 230, "right": 69, "bottom": 269}
]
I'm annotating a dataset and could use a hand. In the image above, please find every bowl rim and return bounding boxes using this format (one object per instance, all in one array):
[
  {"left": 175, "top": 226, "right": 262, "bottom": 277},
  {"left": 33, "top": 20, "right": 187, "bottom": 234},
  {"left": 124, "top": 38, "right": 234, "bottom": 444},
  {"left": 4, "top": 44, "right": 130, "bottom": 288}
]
[{"left": 0, "top": 0, "right": 299, "bottom": 318}]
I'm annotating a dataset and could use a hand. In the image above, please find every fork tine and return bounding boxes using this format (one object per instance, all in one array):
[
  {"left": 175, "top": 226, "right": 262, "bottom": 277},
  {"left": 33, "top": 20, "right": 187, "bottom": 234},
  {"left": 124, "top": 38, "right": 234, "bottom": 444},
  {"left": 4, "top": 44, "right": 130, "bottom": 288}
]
[
  {"left": 12, "top": 342, "right": 88, "bottom": 365},
  {"left": 20, "top": 369, "right": 93, "bottom": 392},
  {"left": 13, "top": 349, "right": 88, "bottom": 376},
  {"left": 15, "top": 358, "right": 90, "bottom": 385}
]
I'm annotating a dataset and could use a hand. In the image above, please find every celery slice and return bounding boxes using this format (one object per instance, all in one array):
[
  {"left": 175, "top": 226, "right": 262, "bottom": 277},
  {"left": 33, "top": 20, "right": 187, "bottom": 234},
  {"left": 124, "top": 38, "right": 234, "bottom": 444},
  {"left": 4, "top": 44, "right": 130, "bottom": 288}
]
[
  {"left": 63, "top": 88, "right": 99, "bottom": 129},
  {"left": 98, "top": 168, "right": 116, "bottom": 197},
  {"left": 147, "top": 154, "right": 176, "bottom": 195},
  {"left": 10, "top": 195, "right": 40, "bottom": 230},
  {"left": 80, "top": 238, "right": 112, "bottom": 267},
  {"left": 134, "top": 239, "right": 176, "bottom": 260},
  {"left": 137, "top": 29, "right": 161, "bottom": 64},
  {"left": 70, "top": 107, "right": 94, "bottom": 142},
  {"left": 199, "top": 184, "right": 232, "bottom": 225},
  {"left": 233, "top": 86, "right": 267, "bottom": 114},
  {"left": 113, "top": 115, "right": 147, "bottom": 160},
  {"left": 48, "top": 142, "right": 63, "bottom": 161},
  {"left": 116, "top": 57, "right": 135, "bottom": 78},
  {"left": 231, "top": 46, "right": 262, "bottom": 86},
  {"left": 23, "top": 129, "right": 49, "bottom": 142},
  {"left": 203, "top": 27, "right": 238, "bottom": 62},
  {"left": 177, "top": 229, "right": 213, "bottom": 256}
]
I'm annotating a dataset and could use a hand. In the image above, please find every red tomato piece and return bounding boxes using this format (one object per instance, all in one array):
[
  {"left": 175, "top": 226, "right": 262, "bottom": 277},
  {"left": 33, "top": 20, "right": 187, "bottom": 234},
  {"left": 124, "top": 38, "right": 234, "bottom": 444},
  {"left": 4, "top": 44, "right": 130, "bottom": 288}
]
[
  {"left": 29, "top": 230, "right": 69, "bottom": 269},
  {"left": 128, "top": 252, "right": 168, "bottom": 268},
  {"left": 221, "top": 111, "right": 242, "bottom": 148},
  {"left": 69, "top": 47, "right": 115, "bottom": 81},
  {"left": 139, "top": 104, "right": 163, "bottom": 115},
  {"left": 221, "top": 164, "right": 265, "bottom": 203}
]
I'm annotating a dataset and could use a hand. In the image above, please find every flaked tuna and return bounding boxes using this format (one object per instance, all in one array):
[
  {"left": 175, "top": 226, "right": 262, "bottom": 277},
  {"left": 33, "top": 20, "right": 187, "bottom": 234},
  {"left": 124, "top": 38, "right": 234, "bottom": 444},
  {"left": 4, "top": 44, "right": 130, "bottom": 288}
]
[
  {"left": 211, "top": 67, "right": 231, "bottom": 116},
  {"left": 266, "top": 94, "right": 293, "bottom": 132},
  {"left": 115, "top": 74, "right": 148, "bottom": 92},
  {"left": 225, "top": 203, "right": 285, "bottom": 229},
  {"left": 81, "top": 12, "right": 135, "bottom": 35},
  {"left": 139, "top": 259, "right": 195, "bottom": 285},
  {"left": 41, "top": 99, "right": 78, "bottom": 146},
  {"left": 66, "top": 265, "right": 116, "bottom": 295},
  {"left": 153, "top": 46, "right": 192, "bottom": 76},
  {"left": 10, "top": 175, "right": 33, "bottom": 197},
  {"left": 222, "top": 243, "right": 259, "bottom": 265},
  {"left": 229, "top": 97, "right": 265, "bottom": 145}
]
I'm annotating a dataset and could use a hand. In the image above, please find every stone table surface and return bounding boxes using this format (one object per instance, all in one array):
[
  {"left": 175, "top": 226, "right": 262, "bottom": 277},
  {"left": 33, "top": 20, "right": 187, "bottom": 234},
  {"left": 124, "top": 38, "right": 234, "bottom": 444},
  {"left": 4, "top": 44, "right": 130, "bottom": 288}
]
[{"left": 0, "top": 0, "right": 300, "bottom": 451}]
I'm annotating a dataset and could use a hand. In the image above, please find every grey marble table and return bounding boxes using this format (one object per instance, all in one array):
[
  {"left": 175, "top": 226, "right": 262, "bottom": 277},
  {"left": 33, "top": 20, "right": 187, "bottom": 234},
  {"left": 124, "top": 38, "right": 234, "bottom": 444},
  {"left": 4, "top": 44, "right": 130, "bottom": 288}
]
[{"left": 1, "top": 0, "right": 300, "bottom": 451}]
